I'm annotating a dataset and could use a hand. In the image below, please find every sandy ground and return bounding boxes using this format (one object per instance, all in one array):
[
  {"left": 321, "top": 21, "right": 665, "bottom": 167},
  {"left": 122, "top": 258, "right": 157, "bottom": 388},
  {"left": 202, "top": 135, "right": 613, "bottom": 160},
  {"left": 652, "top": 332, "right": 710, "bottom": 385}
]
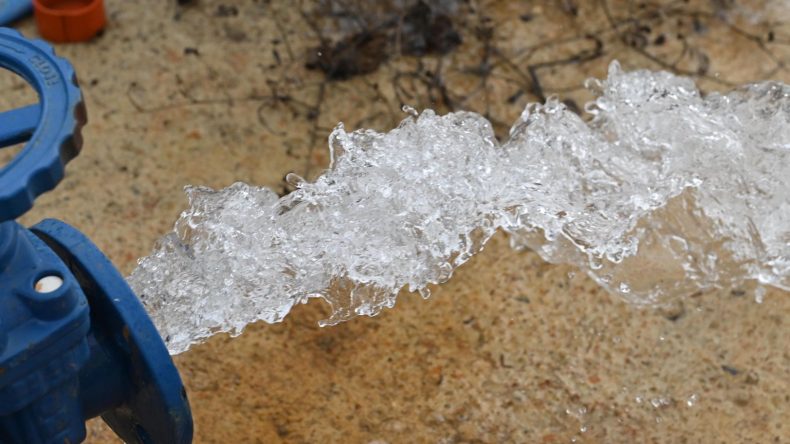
[{"left": 1, "top": 0, "right": 789, "bottom": 442}]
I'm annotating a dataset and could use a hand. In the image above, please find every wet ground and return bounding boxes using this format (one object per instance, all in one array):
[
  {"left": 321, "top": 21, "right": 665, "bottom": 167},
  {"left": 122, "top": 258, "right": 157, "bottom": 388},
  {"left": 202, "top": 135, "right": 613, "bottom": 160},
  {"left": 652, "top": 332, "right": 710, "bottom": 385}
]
[{"left": 2, "top": 0, "right": 789, "bottom": 442}]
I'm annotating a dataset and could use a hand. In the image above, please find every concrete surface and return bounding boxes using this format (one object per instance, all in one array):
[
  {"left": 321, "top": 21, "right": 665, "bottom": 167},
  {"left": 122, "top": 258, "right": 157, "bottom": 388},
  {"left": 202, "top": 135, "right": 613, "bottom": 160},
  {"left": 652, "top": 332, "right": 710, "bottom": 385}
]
[{"left": 1, "top": 0, "right": 789, "bottom": 442}]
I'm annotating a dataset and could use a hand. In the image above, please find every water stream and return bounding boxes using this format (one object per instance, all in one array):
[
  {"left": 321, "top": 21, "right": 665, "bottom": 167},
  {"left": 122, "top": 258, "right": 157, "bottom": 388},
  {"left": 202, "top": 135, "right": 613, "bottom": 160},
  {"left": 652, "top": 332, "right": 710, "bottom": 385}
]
[{"left": 128, "top": 62, "right": 790, "bottom": 354}]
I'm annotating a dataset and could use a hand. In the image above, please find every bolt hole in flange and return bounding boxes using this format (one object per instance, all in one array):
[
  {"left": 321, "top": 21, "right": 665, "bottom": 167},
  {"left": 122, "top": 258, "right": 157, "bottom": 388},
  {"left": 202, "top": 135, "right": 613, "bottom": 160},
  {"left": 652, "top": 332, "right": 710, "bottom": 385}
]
[{"left": 0, "top": 66, "right": 39, "bottom": 169}]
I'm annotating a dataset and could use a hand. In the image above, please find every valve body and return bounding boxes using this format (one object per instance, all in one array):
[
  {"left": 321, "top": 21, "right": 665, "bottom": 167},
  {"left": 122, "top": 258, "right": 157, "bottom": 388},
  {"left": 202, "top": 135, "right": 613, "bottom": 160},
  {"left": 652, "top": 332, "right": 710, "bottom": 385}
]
[{"left": 0, "top": 28, "right": 193, "bottom": 444}]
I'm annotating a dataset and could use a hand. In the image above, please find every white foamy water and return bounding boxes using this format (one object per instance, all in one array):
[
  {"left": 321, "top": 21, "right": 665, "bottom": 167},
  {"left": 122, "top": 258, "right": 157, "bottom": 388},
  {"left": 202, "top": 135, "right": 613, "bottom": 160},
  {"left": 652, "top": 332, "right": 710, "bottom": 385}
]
[{"left": 128, "top": 62, "right": 790, "bottom": 354}]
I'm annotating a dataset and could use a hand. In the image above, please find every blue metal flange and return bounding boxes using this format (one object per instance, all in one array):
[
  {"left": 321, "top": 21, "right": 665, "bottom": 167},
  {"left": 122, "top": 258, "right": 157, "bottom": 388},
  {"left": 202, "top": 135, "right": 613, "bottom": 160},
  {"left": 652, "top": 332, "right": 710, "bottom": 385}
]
[
  {"left": 32, "top": 220, "right": 194, "bottom": 444},
  {"left": 0, "top": 26, "right": 85, "bottom": 222}
]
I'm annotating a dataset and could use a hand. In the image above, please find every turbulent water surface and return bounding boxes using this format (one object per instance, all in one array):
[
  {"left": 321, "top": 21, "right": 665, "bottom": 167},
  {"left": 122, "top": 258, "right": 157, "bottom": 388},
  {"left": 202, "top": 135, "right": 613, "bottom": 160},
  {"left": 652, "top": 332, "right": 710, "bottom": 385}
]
[{"left": 128, "top": 62, "right": 790, "bottom": 354}]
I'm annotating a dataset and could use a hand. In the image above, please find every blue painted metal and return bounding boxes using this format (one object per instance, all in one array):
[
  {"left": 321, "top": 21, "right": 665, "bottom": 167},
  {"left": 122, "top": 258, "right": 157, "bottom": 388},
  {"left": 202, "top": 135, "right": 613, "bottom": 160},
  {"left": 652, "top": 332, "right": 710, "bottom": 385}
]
[
  {"left": 0, "top": 220, "right": 91, "bottom": 444},
  {"left": 0, "top": 28, "right": 193, "bottom": 443},
  {"left": 0, "top": 0, "right": 32, "bottom": 26},
  {"left": 32, "top": 220, "right": 194, "bottom": 444},
  {"left": 0, "top": 103, "right": 40, "bottom": 146},
  {"left": 0, "top": 27, "right": 85, "bottom": 222}
]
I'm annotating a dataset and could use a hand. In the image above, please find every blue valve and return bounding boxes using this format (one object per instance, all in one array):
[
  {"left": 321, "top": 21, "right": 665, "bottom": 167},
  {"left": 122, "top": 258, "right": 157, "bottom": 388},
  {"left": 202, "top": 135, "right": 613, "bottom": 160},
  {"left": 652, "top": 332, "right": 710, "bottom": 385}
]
[{"left": 0, "top": 28, "right": 193, "bottom": 443}]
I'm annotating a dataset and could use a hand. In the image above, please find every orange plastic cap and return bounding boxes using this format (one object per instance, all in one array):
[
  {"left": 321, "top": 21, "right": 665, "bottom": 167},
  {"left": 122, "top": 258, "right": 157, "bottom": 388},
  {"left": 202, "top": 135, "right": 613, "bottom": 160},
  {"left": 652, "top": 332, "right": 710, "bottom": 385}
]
[{"left": 33, "top": 0, "right": 106, "bottom": 43}]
